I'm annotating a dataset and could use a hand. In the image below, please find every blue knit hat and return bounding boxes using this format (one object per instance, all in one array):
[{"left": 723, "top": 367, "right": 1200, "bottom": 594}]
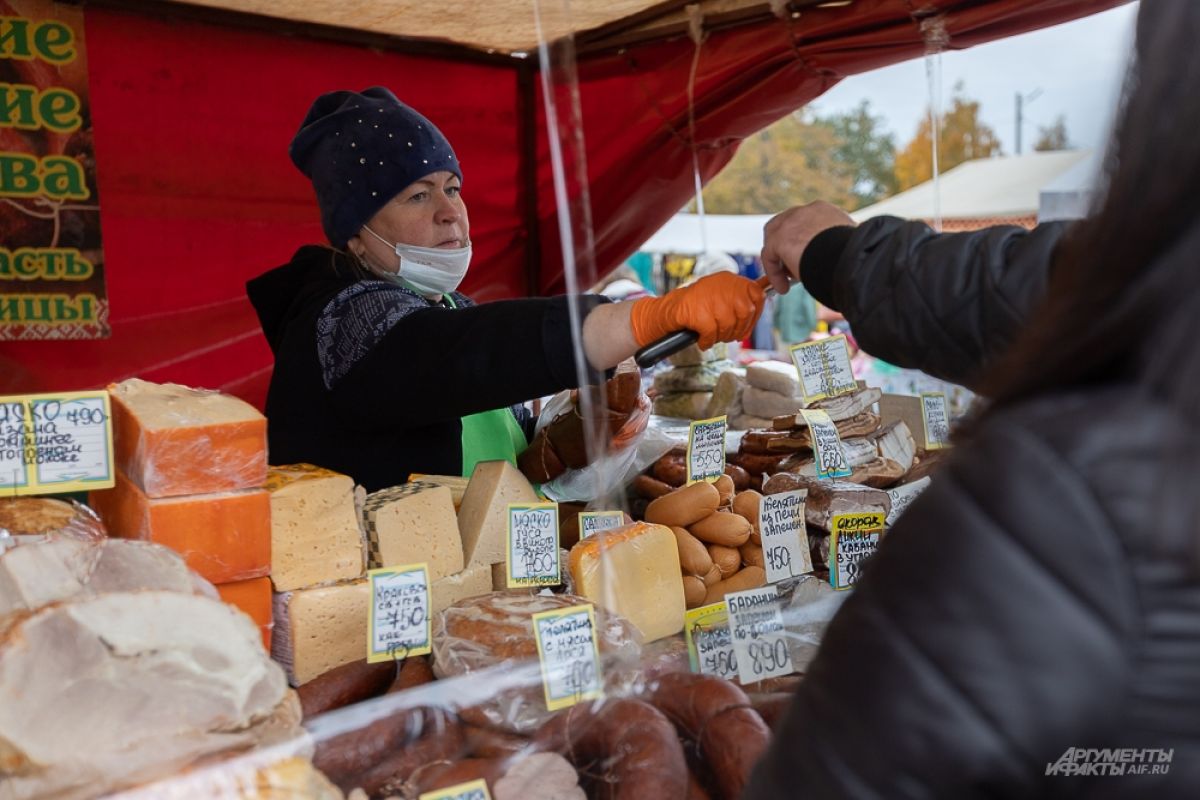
[{"left": 290, "top": 87, "right": 461, "bottom": 248}]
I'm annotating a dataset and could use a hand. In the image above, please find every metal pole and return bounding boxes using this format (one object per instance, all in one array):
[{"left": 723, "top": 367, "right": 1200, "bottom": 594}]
[{"left": 1015, "top": 92, "right": 1022, "bottom": 155}]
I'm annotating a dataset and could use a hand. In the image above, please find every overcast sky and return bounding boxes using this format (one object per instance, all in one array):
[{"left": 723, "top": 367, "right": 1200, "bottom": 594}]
[{"left": 809, "top": 2, "right": 1139, "bottom": 157}]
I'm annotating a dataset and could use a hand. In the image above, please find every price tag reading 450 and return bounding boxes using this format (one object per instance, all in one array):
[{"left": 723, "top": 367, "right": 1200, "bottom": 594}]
[
  {"left": 367, "top": 563, "right": 431, "bottom": 663},
  {"left": 759, "top": 490, "right": 813, "bottom": 583},
  {"left": 727, "top": 585, "right": 794, "bottom": 685},
  {"left": 684, "top": 601, "right": 738, "bottom": 682},
  {"left": 686, "top": 415, "right": 727, "bottom": 484},
  {"left": 800, "top": 409, "right": 851, "bottom": 479},
  {"left": 532, "top": 603, "right": 603, "bottom": 711},
  {"left": 789, "top": 335, "right": 857, "bottom": 404},
  {"left": 506, "top": 503, "right": 560, "bottom": 588},
  {"left": 418, "top": 778, "right": 492, "bottom": 800},
  {"left": 829, "top": 512, "right": 886, "bottom": 590}
]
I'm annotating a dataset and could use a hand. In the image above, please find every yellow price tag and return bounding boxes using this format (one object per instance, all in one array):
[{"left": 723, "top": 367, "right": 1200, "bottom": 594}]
[
  {"left": 532, "top": 603, "right": 603, "bottom": 711},
  {"left": 367, "top": 563, "right": 431, "bottom": 663},
  {"left": 0, "top": 390, "right": 114, "bottom": 495},
  {"left": 418, "top": 778, "right": 492, "bottom": 800}
]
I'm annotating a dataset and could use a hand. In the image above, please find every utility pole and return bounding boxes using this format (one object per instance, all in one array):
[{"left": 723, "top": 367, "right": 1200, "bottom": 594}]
[{"left": 1015, "top": 88, "right": 1043, "bottom": 155}]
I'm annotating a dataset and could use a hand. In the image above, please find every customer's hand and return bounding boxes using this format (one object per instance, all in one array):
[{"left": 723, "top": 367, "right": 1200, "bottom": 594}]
[
  {"left": 761, "top": 201, "right": 855, "bottom": 294},
  {"left": 631, "top": 273, "right": 767, "bottom": 350}
]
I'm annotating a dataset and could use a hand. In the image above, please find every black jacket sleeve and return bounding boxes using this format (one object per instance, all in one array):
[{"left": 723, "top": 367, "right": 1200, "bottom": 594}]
[
  {"left": 743, "top": 415, "right": 1138, "bottom": 799},
  {"left": 800, "top": 217, "right": 1070, "bottom": 389},
  {"left": 329, "top": 294, "right": 609, "bottom": 423}
]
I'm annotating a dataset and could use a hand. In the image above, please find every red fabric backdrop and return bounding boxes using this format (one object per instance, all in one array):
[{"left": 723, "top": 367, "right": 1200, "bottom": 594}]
[{"left": 0, "top": 0, "right": 1126, "bottom": 408}]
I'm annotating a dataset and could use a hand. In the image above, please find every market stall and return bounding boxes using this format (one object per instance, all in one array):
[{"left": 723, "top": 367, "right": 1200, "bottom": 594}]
[{"left": 1, "top": 1, "right": 1127, "bottom": 798}]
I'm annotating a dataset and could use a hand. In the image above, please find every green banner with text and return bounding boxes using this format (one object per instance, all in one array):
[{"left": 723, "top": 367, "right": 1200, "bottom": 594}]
[{"left": 0, "top": 0, "right": 106, "bottom": 340}]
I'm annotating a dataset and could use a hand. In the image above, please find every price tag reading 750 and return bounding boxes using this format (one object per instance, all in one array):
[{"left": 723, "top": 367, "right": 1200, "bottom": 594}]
[
  {"left": 367, "top": 563, "right": 431, "bottom": 663},
  {"left": 506, "top": 503, "right": 561, "bottom": 588},
  {"left": 687, "top": 415, "right": 727, "bottom": 484}
]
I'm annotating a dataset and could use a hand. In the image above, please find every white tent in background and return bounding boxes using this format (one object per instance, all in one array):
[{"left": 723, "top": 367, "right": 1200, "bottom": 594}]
[
  {"left": 1038, "top": 150, "right": 1102, "bottom": 221},
  {"left": 851, "top": 149, "right": 1092, "bottom": 229},
  {"left": 638, "top": 213, "right": 774, "bottom": 255}
]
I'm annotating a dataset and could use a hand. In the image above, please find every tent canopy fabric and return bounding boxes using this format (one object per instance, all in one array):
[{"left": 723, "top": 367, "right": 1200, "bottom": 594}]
[
  {"left": 1, "top": 0, "right": 1129, "bottom": 407},
  {"left": 850, "top": 149, "right": 1093, "bottom": 223},
  {"left": 1039, "top": 149, "right": 1102, "bottom": 222},
  {"left": 640, "top": 213, "right": 774, "bottom": 255}
]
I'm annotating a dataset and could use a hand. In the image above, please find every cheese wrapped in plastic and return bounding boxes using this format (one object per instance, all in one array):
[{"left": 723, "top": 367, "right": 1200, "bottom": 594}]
[{"left": 109, "top": 378, "right": 268, "bottom": 499}]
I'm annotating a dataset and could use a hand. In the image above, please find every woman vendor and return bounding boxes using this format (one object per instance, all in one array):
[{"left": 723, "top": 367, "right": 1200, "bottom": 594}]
[{"left": 248, "top": 87, "right": 765, "bottom": 492}]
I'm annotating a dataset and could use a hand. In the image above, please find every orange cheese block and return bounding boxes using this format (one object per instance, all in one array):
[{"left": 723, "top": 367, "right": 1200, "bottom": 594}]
[
  {"left": 216, "top": 577, "right": 273, "bottom": 651},
  {"left": 90, "top": 468, "right": 270, "bottom": 584},
  {"left": 109, "top": 378, "right": 268, "bottom": 498}
]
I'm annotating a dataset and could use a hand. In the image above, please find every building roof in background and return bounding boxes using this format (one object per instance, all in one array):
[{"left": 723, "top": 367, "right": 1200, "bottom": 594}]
[{"left": 851, "top": 149, "right": 1092, "bottom": 222}]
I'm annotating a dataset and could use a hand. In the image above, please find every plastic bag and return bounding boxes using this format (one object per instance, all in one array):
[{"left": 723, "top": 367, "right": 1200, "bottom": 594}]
[{"left": 539, "top": 408, "right": 674, "bottom": 503}]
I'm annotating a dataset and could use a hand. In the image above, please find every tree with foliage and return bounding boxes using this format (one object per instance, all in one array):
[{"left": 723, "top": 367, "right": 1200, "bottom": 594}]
[
  {"left": 894, "top": 82, "right": 1002, "bottom": 190},
  {"left": 826, "top": 100, "right": 898, "bottom": 207},
  {"left": 1034, "top": 115, "right": 1071, "bottom": 151},
  {"left": 699, "top": 103, "right": 897, "bottom": 214}
]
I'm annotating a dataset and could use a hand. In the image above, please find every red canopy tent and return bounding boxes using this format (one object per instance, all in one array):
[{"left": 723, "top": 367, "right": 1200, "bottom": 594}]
[{"left": 0, "top": 0, "right": 1127, "bottom": 407}]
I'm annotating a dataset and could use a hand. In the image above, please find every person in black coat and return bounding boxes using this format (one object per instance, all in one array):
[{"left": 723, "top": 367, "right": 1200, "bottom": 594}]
[
  {"left": 247, "top": 88, "right": 766, "bottom": 491},
  {"left": 746, "top": 3, "right": 1200, "bottom": 797}
]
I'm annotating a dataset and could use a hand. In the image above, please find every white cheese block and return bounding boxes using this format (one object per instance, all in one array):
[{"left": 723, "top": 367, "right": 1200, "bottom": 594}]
[
  {"left": 271, "top": 579, "right": 369, "bottom": 686},
  {"left": 567, "top": 522, "right": 685, "bottom": 643},
  {"left": 746, "top": 360, "right": 800, "bottom": 396},
  {"left": 457, "top": 461, "right": 538, "bottom": 567},
  {"left": 362, "top": 482, "right": 464, "bottom": 579},
  {"left": 431, "top": 564, "right": 492, "bottom": 615},
  {"left": 742, "top": 385, "right": 805, "bottom": 419},
  {"left": 266, "top": 464, "right": 365, "bottom": 592}
]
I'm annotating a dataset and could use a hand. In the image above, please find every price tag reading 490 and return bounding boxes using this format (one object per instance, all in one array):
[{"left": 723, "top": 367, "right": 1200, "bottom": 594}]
[
  {"left": 367, "top": 563, "right": 431, "bottom": 663},
  {"left": 759, "top": 490, "right": 813, "bottom": 583},
  {"left": 0, "top": 390, "right": 114, "bottom": 495},
  {"left": 532, "top": 603, "right": 603, "bottom": 711},
  {"left": 686, "top": 415, "right": 727, "bottom": 484},
  {"left": 829, "top": 512, "right": 886, "bottom": 590},
  {"left": 506, "top": 503, "right": 560, "bottom": 588},
  {"left": 418, "top": 778, "right": 492, "bottom": 800},
  {"left": 684, "top": 601, "right": 738, "bottom": 682},
  {"left": 726, "top": 585, "right": 794, "bottom": 684},
  {"left": 800, "top": 409, "right": 851, "bottom": 479}
]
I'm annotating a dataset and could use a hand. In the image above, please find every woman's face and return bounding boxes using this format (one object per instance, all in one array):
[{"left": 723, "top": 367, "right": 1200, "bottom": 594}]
[{"left": 348, "top": 170, "right": 468, "bottom": 272}]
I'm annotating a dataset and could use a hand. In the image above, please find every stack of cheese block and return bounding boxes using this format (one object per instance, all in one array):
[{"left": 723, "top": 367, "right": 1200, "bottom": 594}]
[
  {"left": 264, "top": 464, "right": 367, "bottom": 686},
  {"left": 456, "top": 459, "right": 543, "bottom": 592},
  {"left": 651, "top": 343, "right": 735, "bottom": 420},
  {"left": 738, "top": 360, "right": 809, "bottom": 427},
  {"left": 90, "top": 378, "right": 273, "bottom": 648}
]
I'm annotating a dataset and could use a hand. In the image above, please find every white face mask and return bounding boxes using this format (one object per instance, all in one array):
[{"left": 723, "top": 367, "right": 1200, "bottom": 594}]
[{"left": 362, "top": 226, "right": 472, "bottom": 296}]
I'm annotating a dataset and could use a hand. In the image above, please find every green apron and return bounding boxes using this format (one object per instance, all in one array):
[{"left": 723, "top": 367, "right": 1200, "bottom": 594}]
[{"left": 442, "top": 293, "right": 528, "bottom": 476}]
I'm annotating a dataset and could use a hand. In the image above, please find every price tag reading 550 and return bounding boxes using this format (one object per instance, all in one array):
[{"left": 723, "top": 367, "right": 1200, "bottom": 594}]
[
  {"left": 532, "top": 603, "right": 603, "bottom": 711},
  {"left": 506, "top": 503, "right": 560, "bottom": 588},
  {"left": 687, "top": 415, "right": 727, "bottom": 484}
]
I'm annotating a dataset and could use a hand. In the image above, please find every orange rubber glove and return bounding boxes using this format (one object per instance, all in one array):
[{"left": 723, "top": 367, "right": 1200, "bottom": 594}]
[{"left": 631, "top": 273, "right": 768, "bottom": 350}]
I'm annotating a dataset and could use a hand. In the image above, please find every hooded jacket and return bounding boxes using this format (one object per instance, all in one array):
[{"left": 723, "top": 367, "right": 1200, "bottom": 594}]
[
  {"left": 745, "top": 218, "right": 1200, "bottom": 798},
  {"left": 247, "top": 246, "right": 605, "bottom": 491}
]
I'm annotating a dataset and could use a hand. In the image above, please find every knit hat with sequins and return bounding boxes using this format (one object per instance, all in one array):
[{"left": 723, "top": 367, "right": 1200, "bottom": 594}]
[{"left": 290, "top": 87, "right": 461, "bottom": 249}]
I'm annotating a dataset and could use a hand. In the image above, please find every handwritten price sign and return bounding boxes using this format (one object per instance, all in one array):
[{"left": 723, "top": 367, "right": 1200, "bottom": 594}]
[
  {"left": 759, "top": 490, "right": 813, "bottom": 583},
  {"left": 506, "top": 503, "right": 561, "bottom": 588},
  {"left": 418, "top": 779, "right": 492, "bottom": 800},
  {"left": 684, "top": 601, "right": 739, "bottom": 682},
  {"left": 726, "top": 585, "right": 794, "bottom": 684},
  {"left": 686, "top": 415, "right": 727, "bottom": 484},
  {"left": 921, "top": 392, "right": 951, "bottom": 450},
  {"left": 0, "top": 391, "right": 113, "bottom": 495},
  {"left": 800, "top": 409, "right": 851, "bottom": 479},
  {"left": 578, "top": 510, "right": 625, "bottom": 539},
  {"left": 829, "top": 512, "right": 885, "bottom": 590},
  {"left": 532, "top": 603, "right": 603, "bottom": 711},
  {"left": 789, "top": 335, "right": 857, "bottom": 404},
  {"left": 367, "top": 563, "right": 431, "bottom": 663}
]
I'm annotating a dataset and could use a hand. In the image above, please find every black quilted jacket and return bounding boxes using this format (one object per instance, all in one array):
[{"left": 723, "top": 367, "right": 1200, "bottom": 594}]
[{"left": 745, "top": 219, "right": 1200, "bottom": 798}]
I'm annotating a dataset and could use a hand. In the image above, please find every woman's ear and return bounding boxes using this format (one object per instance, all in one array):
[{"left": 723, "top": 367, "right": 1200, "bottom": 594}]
[{"left": 346, "top": 234, "right": 365, "bottom": 259}]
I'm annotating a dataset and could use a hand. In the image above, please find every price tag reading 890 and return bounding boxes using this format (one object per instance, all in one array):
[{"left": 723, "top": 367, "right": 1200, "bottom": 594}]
[
  {"left": 726, "top": 585, "right": 794, "bottom": 685},
  {"left": 686, "top": 415, "right": 727, "bottom": 484}
]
